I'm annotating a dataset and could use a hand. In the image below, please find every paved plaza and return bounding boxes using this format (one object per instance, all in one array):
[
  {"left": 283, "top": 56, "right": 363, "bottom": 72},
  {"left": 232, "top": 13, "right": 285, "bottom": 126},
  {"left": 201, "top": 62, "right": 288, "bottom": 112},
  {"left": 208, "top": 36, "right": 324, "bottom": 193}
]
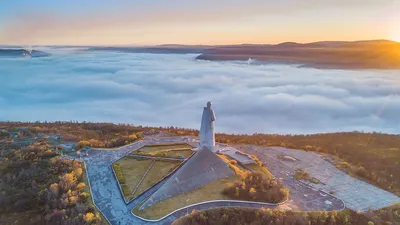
[
  {"left": 64, "top": 135, "right": 399, "bottom": 225},
  {"left": 237, "top": 145, "right": 400, "bottom": 212}
]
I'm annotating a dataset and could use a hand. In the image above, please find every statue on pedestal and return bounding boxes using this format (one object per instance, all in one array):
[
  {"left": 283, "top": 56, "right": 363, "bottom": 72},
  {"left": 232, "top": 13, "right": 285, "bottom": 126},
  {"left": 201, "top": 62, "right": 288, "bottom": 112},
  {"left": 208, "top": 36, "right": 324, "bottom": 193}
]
[{"left": 199, "top": 101, "right": 216, "bottom": 150}]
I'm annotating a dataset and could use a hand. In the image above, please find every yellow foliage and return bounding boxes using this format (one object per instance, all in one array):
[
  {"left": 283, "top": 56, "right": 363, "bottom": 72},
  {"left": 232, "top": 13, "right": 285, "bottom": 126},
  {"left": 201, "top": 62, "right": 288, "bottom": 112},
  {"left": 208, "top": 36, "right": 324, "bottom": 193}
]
[
  {"left": 84, "top": 212, "right": 95, "bottom": 222},
  {"left": 49, "top": 183, "right": 59, "bottom": 195},
  {"left": 129, "top": 134, "right": 137, "bottom": 140},
  {"left": 68, "top": 195, "right": 78, "bottom": 204},
  {"left": 76, "top": 182, "right": 86, "bottom": 190},
  {"left": 60, "top": 173, "right": 77, "bottom": 191},
  {"left": 76, "top": 141, "right": 90, "bottom": 149},
  {"left": 88, "top": 139, "right": 104, "bottom": 147},
  {"left": 74, "top": 167, "right": 83, "bottom": 178}
]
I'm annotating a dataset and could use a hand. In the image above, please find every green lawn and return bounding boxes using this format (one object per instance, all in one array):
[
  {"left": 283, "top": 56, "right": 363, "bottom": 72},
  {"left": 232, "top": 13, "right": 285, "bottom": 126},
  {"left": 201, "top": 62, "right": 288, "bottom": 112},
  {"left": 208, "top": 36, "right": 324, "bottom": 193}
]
[
  {"left": 163, "top": 149, "right": 194, "bottom": 158},
  {"left": 112, "top": 156, "right": 185, "bottom": 201},
  {"left": 132, "top": 176, "right": 237, "bottom": 220},
  {"left": 134, "top": 160, "right": 181, "bottom": 198},
  {"left": 137, "top": 143, "right": 191, "bottom": 152},
  {"left": 133, "top": 143, "right": 193, "bottom": 159},
  {"left": 112, "top": 157, "right": 154, "bottom": 201}
]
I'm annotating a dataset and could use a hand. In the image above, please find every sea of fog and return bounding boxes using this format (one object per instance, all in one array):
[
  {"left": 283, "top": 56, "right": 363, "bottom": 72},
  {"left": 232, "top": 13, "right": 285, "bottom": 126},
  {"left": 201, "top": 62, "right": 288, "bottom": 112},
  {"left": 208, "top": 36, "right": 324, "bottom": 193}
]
[{"left": 1, "top": 47, "right": 400, "bottom": 134}]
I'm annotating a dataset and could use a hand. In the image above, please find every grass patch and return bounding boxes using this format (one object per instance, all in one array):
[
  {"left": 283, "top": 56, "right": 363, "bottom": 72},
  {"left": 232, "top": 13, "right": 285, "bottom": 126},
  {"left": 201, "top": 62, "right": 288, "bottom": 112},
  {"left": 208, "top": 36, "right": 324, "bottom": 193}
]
[
  {"left": 217, "top": 154, "right": 273, "bottom": 179},
  {"left": 136, "top": 143, "right": 192, "bottom": 153},
  {"left": 134, "top": 160, "right": 181, "bottom": 198},
  {"left": 132, "top": 176, "right": 237, "bottom": 220},
  {"left": 133, "top": 143, "right": 193, "bottom": 159},
  {"left": 164, "top": 149, "right": 194, "bottom": 158},
  {"left": 217, "top": 154, "right": 248, "bottom": 177},
  {"left": 112, "top": 157, "right": 154, "bottom": 201},
  {"left": 294, "top": 168, "right": 321, "bottom": 184},
  {"left": 246, "top": 163, "right": 274, "bottom": 178},
  {"left": 0, "top": 210, "right": 43, "bottom": 225}
]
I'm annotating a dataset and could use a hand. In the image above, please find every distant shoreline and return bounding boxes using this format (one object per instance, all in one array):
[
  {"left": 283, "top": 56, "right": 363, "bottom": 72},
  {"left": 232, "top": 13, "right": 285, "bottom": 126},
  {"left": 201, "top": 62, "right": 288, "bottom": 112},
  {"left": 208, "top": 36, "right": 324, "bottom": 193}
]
[
  {"left": 0, "top": 49, "right": 51, "bottom": 58},
  {"left": 195, "top": 56, "right": 400, "bottom": 70},
  {"left": 195, "top": 40, "right": 400, "bottom": 70},
  {"left": 2, "top": 39, "right": 400, "bottom": 70}
]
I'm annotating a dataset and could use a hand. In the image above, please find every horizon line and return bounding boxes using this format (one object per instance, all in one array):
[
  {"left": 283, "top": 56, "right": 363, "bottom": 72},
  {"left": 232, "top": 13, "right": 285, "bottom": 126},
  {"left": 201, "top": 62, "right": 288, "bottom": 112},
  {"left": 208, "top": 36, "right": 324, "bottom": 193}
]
[{"left": 0, "top": 39, "right": 398, "bottom": 48}]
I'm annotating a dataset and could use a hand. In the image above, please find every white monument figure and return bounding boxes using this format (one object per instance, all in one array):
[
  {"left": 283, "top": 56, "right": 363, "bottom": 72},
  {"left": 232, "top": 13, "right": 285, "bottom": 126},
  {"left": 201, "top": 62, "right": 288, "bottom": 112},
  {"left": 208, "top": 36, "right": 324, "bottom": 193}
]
[{"left": 199, "top": 101, "right": 216, "bottom": 150}]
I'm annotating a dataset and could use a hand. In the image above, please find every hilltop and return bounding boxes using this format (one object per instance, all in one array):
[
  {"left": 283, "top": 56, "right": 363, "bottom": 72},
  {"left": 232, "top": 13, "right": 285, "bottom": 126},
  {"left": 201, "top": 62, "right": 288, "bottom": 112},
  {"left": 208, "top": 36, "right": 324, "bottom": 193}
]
[
  {"left": 0, "top": 49, "right": 51, "bottom": 58},
  {"left": 196, "top": 40, "right": 400, "bottom": 69}
]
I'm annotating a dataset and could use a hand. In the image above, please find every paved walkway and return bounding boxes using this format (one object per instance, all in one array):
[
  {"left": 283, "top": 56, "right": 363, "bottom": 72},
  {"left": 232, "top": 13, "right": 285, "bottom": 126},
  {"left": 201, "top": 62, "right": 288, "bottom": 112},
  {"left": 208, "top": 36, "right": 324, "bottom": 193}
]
[{"left": 237, "top": 145, "right": 400, "bottom": 212}]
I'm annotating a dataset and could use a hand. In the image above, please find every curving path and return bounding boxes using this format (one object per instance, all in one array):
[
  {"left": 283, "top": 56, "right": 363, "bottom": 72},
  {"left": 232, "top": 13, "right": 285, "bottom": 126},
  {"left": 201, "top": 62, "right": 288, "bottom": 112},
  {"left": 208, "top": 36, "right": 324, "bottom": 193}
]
[{"left": 77, "top": 137, "right": 345, "bottom": 225}]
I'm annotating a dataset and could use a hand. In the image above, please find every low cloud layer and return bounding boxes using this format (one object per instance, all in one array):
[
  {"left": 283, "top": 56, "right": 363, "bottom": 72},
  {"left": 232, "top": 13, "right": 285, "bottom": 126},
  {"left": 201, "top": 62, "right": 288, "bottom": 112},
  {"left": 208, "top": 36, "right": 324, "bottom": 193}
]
[{"left": 1, "top": 48, "right": 400, "bottom": 134}]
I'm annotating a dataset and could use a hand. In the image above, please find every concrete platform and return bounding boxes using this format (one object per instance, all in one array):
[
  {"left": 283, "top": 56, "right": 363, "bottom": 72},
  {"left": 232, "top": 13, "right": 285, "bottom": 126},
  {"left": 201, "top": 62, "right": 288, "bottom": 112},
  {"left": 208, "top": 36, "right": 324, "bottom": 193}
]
[{"left": 238, "top": 145, "right": 400, "bottom": 212}]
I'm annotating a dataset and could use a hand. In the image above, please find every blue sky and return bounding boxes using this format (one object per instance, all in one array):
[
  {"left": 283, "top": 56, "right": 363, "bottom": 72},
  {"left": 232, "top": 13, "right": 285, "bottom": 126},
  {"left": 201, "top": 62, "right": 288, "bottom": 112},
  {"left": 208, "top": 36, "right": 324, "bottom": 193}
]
[{"left": 0, "top": 0, "right": 399, "bottom": 45}]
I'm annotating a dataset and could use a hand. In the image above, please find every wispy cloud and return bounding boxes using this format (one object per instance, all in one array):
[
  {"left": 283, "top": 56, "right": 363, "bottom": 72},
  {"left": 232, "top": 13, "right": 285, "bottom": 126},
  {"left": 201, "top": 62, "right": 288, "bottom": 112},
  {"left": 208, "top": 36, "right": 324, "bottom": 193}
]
[{"left": 1, "top": 48, "right": 400, "bottom": 134}]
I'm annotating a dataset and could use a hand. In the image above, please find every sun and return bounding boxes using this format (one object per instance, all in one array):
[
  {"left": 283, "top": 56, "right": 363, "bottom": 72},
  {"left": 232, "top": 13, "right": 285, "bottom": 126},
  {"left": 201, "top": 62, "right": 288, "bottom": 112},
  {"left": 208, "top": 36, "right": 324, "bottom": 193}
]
[
  {"left": 388, "top": 22, "right": 400, "bottom": 42},
  {"left": 390, "top": 32, "right": 400, "bottom": 43},
  {"left": 387, "top": 14, "right": 400, "bottom": 42}
]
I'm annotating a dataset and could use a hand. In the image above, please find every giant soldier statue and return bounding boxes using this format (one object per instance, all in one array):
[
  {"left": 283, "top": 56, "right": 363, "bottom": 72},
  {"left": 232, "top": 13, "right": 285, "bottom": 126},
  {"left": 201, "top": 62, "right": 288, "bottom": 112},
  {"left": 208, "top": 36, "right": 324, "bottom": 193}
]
[{"left": 199, "top": 101, "right": 216, "bottom": 150}]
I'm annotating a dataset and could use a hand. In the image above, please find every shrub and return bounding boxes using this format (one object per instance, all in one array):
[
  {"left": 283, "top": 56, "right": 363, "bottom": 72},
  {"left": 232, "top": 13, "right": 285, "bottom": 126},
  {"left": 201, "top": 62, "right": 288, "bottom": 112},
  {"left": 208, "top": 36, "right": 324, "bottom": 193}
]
[
  {"left": 222, "top": 171, "right": 288, "bottom": 203},
  {"left": 77, "top": 182, "right": 86, "bottom": 191},
  {"left": 76, "top": 140, "right": 91, "bottom": 149},
  {"left": 355, "top": 166, "right": 369, "bottom": 178},
  {"left": 80, "top": 192, "right": 90, "bottom": 202},
  {"left": 173, "top": 208, "right": 366, "bottom": 225},
  {"left": 84, "top": 212, "right": 95, "bottom": 223}
]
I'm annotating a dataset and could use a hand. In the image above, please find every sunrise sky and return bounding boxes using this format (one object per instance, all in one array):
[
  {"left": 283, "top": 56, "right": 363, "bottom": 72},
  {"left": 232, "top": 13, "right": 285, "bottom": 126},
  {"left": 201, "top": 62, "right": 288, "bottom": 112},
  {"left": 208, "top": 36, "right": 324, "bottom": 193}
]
[{"left": 0, "top": 0, "right": 399, "bottom": 46}]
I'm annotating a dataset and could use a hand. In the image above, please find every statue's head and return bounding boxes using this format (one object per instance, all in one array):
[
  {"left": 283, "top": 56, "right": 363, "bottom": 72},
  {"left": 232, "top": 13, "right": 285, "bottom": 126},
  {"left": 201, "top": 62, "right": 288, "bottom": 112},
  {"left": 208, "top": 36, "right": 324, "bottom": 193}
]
[{"left": 207, "top": 101, "right": 212, "bottom": 108}]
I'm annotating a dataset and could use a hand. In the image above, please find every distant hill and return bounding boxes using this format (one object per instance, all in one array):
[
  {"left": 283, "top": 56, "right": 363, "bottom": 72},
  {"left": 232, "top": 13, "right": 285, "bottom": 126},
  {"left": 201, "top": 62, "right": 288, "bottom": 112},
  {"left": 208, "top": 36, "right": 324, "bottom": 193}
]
[
  {"left": 0, "top": 49, "right": 51, "bottom": 58},
  {"left": 87, "top": 46, "right": 208, "bottom": 54},
  {"left": 196, "top": 40, "right": 400, "bottom": 69}
]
